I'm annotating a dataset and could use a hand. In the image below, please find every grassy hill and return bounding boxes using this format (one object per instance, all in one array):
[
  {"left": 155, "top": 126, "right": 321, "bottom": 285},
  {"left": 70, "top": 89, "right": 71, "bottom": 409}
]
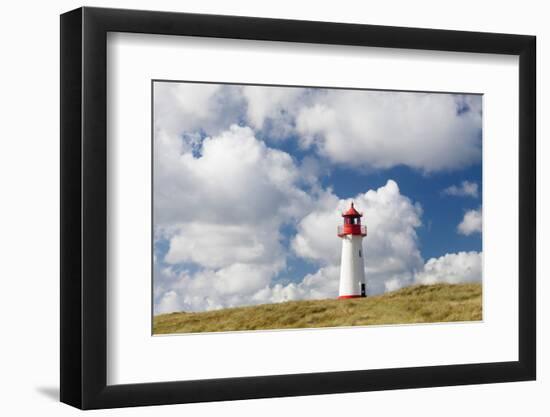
[{"left": 153, "top": 283, "right": 482, "bottom": 335}]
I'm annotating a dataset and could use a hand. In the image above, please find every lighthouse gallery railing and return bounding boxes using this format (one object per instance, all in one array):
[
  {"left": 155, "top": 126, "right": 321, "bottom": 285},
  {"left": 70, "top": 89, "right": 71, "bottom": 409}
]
[{"left": 337, "top": 224, "right": 367, "bottom": 237}]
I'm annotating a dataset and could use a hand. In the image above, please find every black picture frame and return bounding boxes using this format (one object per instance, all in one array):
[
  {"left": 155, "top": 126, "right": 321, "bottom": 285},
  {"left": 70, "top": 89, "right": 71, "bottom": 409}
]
[{"left": 60, "top": 6, "right": 536, "bottom": 410}]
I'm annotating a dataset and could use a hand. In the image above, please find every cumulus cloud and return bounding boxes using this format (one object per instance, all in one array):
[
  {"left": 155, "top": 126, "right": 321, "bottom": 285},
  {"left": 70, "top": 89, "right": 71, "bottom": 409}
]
[
  {"left": 252, "top": 265, "right": 340, "bottom": 304},
  {"left": 153, "top": 82, "right": 246, "bottom": 158},
  {"left": 154, "top": 124, "right": 311, "bottom": 227},
  {"left": 242, "top": 85, "right": 304, "bottom": 139},
  {"left": 156, "top": 290, "right": 181, "bottom": 315},
  {"left": 155, "top": 263, "right": 278, "bottom": 313},
  {"left": 165, "top": 223, "right": 284, "bottom": 269},
  {"left": 415, "top": 251, "right": 482, "bottom": 285},
  {"left": 155, "top": 83, "right": 482, "bottom": 173},
  {"left": 442, "top": 181, "right": 479, "bottom": 198},
  {"left": 458, "top": 208, "right": 482, "bottom": 235},
  {"left": 291, "top": 180, "right": 424, "bottom": 295},
  {"left": 155, "top": 264, "right": 341, "bottom": 314},
  {"left": 153, "top": 124, "right": 315, "bottom": 313},
  {"left": 295, "top": 91, "right": 482, "bottom": 172}
]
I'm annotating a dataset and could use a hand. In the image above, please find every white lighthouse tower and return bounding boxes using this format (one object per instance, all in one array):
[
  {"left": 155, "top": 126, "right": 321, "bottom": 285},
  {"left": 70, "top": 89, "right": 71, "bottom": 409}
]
[{"left": 337, "top": 202, "right": 367, "bottom": 299}]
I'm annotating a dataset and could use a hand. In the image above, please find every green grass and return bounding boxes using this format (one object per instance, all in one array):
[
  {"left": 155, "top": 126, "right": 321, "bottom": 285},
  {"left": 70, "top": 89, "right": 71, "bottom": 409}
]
[{"left": 153, "top": 283, "right": 482, "bottom": 335}]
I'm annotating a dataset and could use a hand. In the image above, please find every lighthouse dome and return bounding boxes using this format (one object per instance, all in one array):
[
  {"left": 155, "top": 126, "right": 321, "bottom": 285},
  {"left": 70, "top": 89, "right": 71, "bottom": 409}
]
[{"left": 342, "top": 202, "right": 362, "bottom": 217}]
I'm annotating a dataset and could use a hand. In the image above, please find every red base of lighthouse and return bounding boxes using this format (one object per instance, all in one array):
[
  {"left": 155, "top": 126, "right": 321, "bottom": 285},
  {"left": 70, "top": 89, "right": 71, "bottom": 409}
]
[{"left": 338, "top": 295, "right": 362, "bottom": 299}]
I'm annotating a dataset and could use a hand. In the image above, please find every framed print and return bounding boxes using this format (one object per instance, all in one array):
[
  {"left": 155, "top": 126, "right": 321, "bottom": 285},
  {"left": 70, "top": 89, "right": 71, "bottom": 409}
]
[{"left": 60, "top": 6, "right": 536, "bottom": 409}]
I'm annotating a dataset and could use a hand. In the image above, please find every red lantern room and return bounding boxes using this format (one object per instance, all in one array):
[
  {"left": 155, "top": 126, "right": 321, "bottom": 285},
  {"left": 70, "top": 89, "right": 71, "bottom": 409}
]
[{"left": 337, "top": 202, "right": 367, "bottom": 237}]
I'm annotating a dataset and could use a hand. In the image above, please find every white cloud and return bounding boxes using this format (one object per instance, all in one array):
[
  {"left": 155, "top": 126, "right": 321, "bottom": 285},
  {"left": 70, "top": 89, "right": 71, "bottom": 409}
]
[
  {"left": 154, "top": 82, "right": 219, "bottom": 146},
  {"left": 156, "top": 291, "right": 181, "bottom": 315},
  {"left": 242, "top": 85, "right": 303, "bottom": 139},
  {"left": 154, "top": 124, "right": 315, "bottom": 313},
  {"left": 443, "top": 181, "right": 479, "bottom": 198},
  {"left": 155, "top": 83, "right": 482, "bottom": 173},
  {"left": 295, "top": 91, "right": 481, "bottom": 172},
  {"left": 458, "top": 208, "right": 482, "bottom": 235},
  {"left": 252, "top": 265, "right": 340, "bottom": 304},
  {"left": 154, "top": 264, "right": 340, "bottom": 314},
  {"left": 155, "top": 264, "right": 275, "bottom": 313},
  {"left": 165, "top": 223, "right": 286, "bottom": 269},
  {"left": 291, "top": 180, "right": 424, "bottom": 295},
  {"left": 154, "top": 124, "right": 312, "bottom": 227},
  {"left": 415, "top": 251, "right": 482, "bottom": 285},
  {"left": 153, "top": 82, "right": 246, "bottom": 156}
]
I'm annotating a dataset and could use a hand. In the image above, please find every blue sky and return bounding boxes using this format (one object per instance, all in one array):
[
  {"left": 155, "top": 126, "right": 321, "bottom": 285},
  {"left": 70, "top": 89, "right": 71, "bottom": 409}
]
[{"left": 153, "top": 82, "right": 483, "bottom": 313}]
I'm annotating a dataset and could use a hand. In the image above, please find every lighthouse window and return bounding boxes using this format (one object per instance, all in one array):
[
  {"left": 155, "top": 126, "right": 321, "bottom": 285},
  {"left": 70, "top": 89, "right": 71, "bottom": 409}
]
[{"left": 359, "top": 249, "right": 362, "bottom": 257}]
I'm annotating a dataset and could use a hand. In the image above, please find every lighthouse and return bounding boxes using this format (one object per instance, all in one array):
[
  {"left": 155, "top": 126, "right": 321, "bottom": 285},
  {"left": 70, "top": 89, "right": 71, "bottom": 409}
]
[{"left": 337, "top": 202, "right": 367, "bottom": 299}]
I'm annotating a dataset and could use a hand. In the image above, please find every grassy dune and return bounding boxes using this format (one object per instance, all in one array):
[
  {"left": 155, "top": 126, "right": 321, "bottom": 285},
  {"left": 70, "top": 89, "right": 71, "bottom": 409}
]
[{"left": 153, "top": 283, "right": 482, "bottom": 335}]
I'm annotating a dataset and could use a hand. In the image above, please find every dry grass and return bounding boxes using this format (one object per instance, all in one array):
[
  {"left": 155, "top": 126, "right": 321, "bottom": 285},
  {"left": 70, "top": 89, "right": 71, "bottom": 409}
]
[{"left": 153, "top": 283, "right": 482, "bottom": 335}]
